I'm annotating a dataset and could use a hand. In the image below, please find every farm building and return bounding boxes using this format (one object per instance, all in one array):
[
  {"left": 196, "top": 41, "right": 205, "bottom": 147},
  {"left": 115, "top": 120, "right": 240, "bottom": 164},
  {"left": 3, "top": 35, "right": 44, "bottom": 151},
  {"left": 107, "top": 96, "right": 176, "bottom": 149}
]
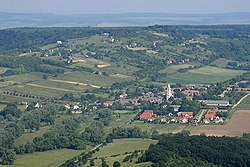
[{"left": 202, "top": 100, "right": 230, "bottom": 106}]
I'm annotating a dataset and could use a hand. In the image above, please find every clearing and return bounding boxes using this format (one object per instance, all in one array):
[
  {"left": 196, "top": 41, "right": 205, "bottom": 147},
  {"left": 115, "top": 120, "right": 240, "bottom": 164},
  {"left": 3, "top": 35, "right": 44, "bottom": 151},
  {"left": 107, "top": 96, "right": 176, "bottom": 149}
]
[{"left": 210, "top": 58, "right": 231, "bottom": 68}]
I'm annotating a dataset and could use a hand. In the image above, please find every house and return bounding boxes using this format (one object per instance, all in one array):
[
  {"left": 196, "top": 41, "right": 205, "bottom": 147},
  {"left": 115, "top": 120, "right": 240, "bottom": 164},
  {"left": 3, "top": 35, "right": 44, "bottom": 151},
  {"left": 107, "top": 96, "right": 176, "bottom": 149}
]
[
  {"left": 103, "top": 101, "right": 115, "bottom": 107},
  {"left": 139, "top": 110, "right": 156, "bottom": 121},
  {"left": 205, "top": 113, "right": 216, "bottom": 121},
  {"left": 214, "top": 116, "right": 224, "bottom": 123},
  {"left": 73, "top": 105, "right": 80, "bottom": 110},
  {"left": 101, "top": 32, "right": 110, "bottom": 36},
  {"left": 166, "top": 59, "right": 173, "bottom": 64},
  {"left": 170, "top": 105, "right": 181, "bottom": 112},
  {"left": 160, "top": 116, "right": 168, "bottom": 123},
  {"left": 203, "top": 119, "right": 210, "bottom": 124},
  {"left": 64, "top": 104, "right": 71, "bottom": 109},
  {"left": 35, "top": 103, "right": 42, "bottom": 108},
  {"left": 182, "top": 90, "right": 200, "bottom": 96},
  {"left": 57, "top": 41, "right": 62, "bottom": 44},
  {"left": 107, "top": 37, "right": 115, "bottom": 43},
  {"left": 119, "top": 93, "right": 128, "bottom": 99},
  {"left": 171, "top": 117, "right": 178, "bottom": 123},
  {"left": 177, "top": 112, "right": 193, "bottom": 118},
  {"left": 207, "top": 109, "right": 218, "bottom": 114},
  {"left": 141, "top": 97, "right": 163, "bottom": 104},
  {"left": 179, "top": 117, "right": 189, "bottom": 124}
]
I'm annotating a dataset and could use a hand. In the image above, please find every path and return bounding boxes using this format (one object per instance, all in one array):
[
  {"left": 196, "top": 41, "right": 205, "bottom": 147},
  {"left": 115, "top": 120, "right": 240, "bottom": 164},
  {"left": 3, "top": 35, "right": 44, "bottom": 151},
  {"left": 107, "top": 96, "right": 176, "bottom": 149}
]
[
  {"left": 197, "top": 110, "right": 206, "bottom": 122},
  {"left": 232, "top": 93, "right": 250, "bottom": 109},
  {"left": 49, "top": 79, "right": 100, "bottom": 88},
  {"left": 27, "top": 83, "right": 76, "bottom": 92}
]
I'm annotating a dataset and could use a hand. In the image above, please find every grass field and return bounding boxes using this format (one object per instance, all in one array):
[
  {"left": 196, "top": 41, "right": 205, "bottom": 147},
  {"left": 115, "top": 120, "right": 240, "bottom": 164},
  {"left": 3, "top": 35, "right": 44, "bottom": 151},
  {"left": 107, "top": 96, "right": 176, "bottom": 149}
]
[
  {"left": 210, "top": 58, "right": 231, "bottom": 68},
  {"left": 14, "top": 126, "right": 50, "bottom": 146},
  {"left": 191, "top": 110, "right": 250, "bottom": 137},
  {"left": 86, "top": 138, "right": 157, "bottom": 167},
  {"left": 3, "top": 149, "right": 86, "bottom": 167},
  {"left": 57, "top": 71, "right": 127, "bottom": 87},
  {"left": 126, "top": 121, "right": 186, "bottom": 134},
  {"left": 159, "top": 66, "right": 245, "bottom": 84}
]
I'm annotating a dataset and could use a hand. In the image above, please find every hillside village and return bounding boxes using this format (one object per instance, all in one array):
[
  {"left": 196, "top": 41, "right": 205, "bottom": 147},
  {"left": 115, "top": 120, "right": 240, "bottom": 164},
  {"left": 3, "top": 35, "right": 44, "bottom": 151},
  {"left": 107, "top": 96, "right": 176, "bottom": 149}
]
[{"left": 59, "top": 78, "right": 249, "bottom": 126}]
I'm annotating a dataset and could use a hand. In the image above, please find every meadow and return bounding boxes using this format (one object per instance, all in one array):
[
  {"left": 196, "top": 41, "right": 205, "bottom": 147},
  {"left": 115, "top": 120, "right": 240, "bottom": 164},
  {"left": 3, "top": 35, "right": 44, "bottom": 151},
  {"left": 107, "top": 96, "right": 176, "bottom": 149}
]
[
  {"left": 2, "top": 149, "right": 87, "bottom": 167},
  {"left": 14, "top": 126, "right": 51, "bottom": 146},
  {"left": 85, "top": 138, "right": 157, "bottom": 167},
  {"left": 159, "top": 66, "right": 245, "bottom": 84}
]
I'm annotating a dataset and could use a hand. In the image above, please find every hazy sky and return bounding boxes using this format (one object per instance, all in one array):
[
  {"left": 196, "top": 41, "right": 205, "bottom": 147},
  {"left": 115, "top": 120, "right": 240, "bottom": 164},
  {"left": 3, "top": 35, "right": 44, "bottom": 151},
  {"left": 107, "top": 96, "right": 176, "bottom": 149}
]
[{"left": 1, "top": 0, "right": 250, "bottom": 14}]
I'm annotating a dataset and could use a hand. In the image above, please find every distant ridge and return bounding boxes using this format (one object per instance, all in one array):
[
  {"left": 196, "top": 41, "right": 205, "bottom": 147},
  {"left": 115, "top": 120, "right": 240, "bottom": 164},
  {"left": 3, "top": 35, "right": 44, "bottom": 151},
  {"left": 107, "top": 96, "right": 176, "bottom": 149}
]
[{"left": 0, "top": 12, "right": 250, "bottom": 29}]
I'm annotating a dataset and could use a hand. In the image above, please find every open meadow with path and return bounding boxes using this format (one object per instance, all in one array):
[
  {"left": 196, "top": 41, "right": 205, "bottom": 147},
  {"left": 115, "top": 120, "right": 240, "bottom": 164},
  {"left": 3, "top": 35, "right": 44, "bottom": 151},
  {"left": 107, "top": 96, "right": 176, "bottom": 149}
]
[{"left": 191, "top": 110, "right": 250, "bottom": 137}]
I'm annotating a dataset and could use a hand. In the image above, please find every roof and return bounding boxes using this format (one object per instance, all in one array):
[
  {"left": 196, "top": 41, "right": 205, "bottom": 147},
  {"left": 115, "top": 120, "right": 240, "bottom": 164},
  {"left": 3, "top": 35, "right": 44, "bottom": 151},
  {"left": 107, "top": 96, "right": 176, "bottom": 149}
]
[
  {"left": 139, "top": 110, "right": 155, "bottom": 120},
  {"left": 203, "top": 100, "right": 229, "bottom": 105},
  {"left": 207, "top": 109, "right": 218, "bottom": 114},
  {"left": 177, "top": 112, "right": 193, "bottom": 117},
  {"left": 205, "top": 113, "right": 216, "bottom": 119}
]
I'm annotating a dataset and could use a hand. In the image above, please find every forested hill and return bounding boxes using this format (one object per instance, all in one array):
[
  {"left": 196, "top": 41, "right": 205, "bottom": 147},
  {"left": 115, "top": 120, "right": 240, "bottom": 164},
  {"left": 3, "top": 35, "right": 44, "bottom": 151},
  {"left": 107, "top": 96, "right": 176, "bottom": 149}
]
[
  {"left": 1, "top": 12, "right": 250, "bottom": 29},
  {"left": 139, "top": 133, "right": 250, "bottom": 167}
]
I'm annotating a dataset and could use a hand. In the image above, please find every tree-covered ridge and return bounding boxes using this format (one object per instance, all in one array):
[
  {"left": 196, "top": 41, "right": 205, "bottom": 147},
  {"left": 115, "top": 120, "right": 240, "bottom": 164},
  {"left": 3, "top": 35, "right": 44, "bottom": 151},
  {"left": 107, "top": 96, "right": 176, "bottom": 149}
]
[{"left": 140, "top": 133, "right": 250, "bottom": 167}]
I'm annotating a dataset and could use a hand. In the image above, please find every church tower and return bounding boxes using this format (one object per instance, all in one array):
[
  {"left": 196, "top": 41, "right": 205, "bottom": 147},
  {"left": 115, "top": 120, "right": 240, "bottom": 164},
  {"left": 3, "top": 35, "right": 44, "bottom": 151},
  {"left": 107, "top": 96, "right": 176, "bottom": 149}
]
[{"left": 166, "top": 83, "right": 173, "bottom": 101}]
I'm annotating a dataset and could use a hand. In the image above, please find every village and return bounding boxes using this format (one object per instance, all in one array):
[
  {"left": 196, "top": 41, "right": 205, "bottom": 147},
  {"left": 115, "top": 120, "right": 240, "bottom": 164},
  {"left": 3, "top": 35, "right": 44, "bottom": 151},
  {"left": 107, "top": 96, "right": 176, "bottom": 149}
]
[{"left": 60, "top": 78, "right": 249, "bottom": 126}]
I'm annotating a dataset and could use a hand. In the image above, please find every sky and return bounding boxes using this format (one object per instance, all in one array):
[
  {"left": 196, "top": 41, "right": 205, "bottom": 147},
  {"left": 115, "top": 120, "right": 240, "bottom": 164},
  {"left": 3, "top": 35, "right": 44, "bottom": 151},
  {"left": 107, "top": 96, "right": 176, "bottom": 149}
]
[{"left": 1, "top": 0, "right": 250, "bottom": 15}]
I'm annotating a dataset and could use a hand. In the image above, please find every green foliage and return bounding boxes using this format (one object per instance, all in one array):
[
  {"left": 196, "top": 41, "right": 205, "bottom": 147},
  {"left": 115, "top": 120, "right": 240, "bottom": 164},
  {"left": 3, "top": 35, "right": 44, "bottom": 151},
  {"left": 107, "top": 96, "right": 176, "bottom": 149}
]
[{"left": 142, "top": 134, "right": 250, "bottom": 167}]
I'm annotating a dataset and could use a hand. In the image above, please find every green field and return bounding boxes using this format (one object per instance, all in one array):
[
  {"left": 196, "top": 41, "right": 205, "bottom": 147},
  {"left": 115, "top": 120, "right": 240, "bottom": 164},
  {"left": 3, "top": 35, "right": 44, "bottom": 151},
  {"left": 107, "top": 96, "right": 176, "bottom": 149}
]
[
  {"left": 14, "top": 126, "right": 51, "bottom": 146},
  {"left": 86, "top": 138, "right": 157, "bottom": 167},
  {"left": 57, "top": 71, "right": 128, "bottom": 88},
  {"left": 159, "top": 66, "right": 245, "bottom": 84},
  {"left": 210, "top": 58, "right": 231, "bottom": 68},
  {"left": 126, "top": 121, "right": 186, "bottom": 134},
  {"left": 3, "top": 149, "right": 86, "bottom": 167}
]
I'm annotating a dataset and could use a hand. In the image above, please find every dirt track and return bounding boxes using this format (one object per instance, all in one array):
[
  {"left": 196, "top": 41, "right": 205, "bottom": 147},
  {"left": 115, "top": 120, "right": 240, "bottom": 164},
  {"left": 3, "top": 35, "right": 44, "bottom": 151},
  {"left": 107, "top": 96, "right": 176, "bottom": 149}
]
[
  {"left": 49, "top": 79, "right": 100, "bottom": 88},
  {"left": 191, "top": 110, "right": 250, "bottom": 137},
  {"left": 27, "top": 83, "right": 76, "bottom": 92}
]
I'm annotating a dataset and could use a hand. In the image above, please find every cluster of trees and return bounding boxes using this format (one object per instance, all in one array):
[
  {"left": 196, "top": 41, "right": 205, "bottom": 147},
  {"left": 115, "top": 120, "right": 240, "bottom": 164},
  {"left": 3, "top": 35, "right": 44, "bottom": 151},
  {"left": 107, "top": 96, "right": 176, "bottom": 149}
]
[
  {"left": 140, "top": 133, "right": 250, "bottom": 167},
  {"left": 0, "top": 104, "right": 59, "bottom": 165},
  {"left": 109, "top": 127, "right": 149, "bottom": 139},
  {"left": 0, "top": 56, "right": 65, "bottom": 76}
]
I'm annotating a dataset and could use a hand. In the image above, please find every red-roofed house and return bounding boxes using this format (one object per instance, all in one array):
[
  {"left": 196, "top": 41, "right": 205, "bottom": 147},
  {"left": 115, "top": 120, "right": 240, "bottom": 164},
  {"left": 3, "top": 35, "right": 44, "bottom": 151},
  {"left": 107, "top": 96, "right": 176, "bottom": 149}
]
[
  {"left": 139, "top": 110, "right": 156, "bottom": 121},
  {"left": 205, "top": 113, "right": 216, "bottom": 121}
]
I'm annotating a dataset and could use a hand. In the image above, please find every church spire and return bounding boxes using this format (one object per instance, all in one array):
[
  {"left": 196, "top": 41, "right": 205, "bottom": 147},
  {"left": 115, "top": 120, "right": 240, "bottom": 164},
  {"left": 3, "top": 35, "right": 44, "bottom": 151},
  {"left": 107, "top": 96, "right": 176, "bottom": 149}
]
[{"left": 166, "top": 83, "right": 173, "bottom": 101}]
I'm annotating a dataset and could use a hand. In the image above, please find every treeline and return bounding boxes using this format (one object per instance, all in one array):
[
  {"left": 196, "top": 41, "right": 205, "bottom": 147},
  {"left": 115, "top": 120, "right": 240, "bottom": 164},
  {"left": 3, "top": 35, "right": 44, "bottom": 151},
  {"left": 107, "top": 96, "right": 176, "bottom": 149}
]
[
  {"left": 139, "top": 133, "right": 250, "bottom": 167},
  {"left": 0, "top": 56, "right": 65, "bottom": 76},
  {"left": 0, "top": 27, "right": 141, "bottom": 53}
]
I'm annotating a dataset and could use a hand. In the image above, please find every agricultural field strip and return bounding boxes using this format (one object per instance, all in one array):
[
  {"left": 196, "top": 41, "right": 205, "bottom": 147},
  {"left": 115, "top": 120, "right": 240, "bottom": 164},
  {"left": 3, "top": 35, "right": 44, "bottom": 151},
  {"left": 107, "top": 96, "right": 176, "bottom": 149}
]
[
  {"left": 49, "top": 79, "right": 100, "bottom": 88},
  {"left": 26, "top": 83, "right": 76, "bottom": 92}
]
